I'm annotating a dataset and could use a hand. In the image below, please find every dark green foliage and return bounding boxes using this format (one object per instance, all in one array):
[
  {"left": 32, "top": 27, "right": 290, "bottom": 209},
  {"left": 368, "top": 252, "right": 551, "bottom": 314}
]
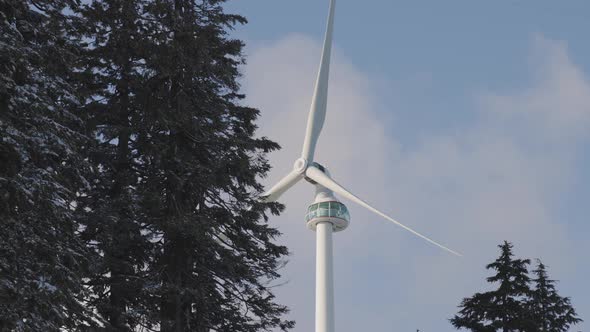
[
  {"left": 75, "top": 0, "right": 293, "bottom": 330},
  {"left": 451, "top": 242, "right": 582, "bottom": 332},
  {"left": 0, "top": 0, "right": 96, "bottom": 330},
  {"left": 135, "top": 1, "right": 292, "bottom": 330},
  {"left": 1, "top": 0, "right": 292, "bottom": 330},
  {"left": 451, "top": 241, "right": 532, "bottom": 332},
  {"left": 75, "top": 0, "right": 154, "bottom": 329},
  {"left": 0, "top": 0, "right": 293, "bottom": 331},
  {"left": 527, "top": 260, "right": 582, "bottom": 332}
]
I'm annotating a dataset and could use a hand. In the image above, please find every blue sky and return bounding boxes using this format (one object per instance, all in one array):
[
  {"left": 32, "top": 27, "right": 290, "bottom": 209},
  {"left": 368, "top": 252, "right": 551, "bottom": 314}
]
[{"left": 225, "top": 1, "right": 590, "bottom": 331}]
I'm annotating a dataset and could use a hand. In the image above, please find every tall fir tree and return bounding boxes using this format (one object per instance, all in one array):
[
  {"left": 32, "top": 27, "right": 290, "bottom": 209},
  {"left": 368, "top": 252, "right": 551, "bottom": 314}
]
[
  {"left": 75, "top": 0, "right": 294, "bottom": 330},
  {"left": 0, "top": 0, "right": 96, "bottom": 330},
  {"left": 75, "top": 0, "right": 154, "bottom": 329},
  {"left": 137, "top": 0, "right": 293, "bottom": 330},
  {"left": 451, "top": 241, "right": 532, "bottom": 332},
  {"left": 528, "top": 259, "right": 582, "bottom": 332}
]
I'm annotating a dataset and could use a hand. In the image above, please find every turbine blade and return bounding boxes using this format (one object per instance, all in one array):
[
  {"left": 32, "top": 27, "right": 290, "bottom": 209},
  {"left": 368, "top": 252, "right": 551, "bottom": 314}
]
[
  {"left": 301, "top": 0, "right": 336, "bottom": 162},
  {"left": 305, "top": 166, "right": 462, "bottom": 256},
  {"left": 261, "top": 170, "right": 303, "bottom": 202}
]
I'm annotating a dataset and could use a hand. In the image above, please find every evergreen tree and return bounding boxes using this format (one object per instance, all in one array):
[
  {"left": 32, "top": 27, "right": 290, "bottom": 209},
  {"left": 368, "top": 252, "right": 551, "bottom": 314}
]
[
  {"left": 136, "top": 0, "right": 293, "bottom": 330},
  {"left": 451, "top": 241, "right": 532, "bottom": 332},
  {"left": 0, "top": 0, "right": 96, "bottom": 330},
  {"left": 75, "top": 0, "right": 294, "bottom": 330},
  {"left": 74, "top": 0, "right": 154, "bottom": 329},
  {"left": 528, "top": 259, "right": 582, "bottom": 332}
]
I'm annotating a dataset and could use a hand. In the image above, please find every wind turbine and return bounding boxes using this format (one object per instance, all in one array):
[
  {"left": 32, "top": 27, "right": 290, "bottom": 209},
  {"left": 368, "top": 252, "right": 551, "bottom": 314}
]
[{"left": 261, "top": 1, "right": 461, "bottom": 331}]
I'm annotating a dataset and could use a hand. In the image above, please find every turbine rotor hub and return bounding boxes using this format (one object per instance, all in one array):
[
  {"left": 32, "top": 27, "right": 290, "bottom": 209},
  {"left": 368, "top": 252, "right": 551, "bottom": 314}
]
[{"left": 293, "top": 158, "right": 308, "bottom": 174}]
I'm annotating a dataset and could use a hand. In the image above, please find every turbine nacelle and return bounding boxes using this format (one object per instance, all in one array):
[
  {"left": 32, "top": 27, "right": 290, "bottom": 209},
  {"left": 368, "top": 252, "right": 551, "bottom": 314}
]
[
  {"left": 305, "top": 162, "right": 328, "bottom": 185},
  {"left": 305, "top": 164, "right": 349, "bottom": 232}
]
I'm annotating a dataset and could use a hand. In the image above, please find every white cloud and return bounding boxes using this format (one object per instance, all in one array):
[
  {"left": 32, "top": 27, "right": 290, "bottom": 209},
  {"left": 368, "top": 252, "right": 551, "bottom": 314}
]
[
  {"left": 242, "top": 34, "right": 588, "bottom": 331},
  {"left": 483, "top": 35, "right": 590, "bottom": 141}
]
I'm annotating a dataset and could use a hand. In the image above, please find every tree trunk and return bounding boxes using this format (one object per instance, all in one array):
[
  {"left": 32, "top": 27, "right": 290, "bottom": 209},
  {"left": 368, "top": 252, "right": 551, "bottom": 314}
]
[{"left": 108, "top": 57, "right": 133, "bottom": 331}]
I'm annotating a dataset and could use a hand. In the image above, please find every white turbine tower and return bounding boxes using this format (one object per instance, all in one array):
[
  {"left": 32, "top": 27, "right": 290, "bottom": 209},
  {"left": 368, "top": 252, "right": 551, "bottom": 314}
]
[{"left": 261, "top": 1, "right": 461, "bottom": 331}]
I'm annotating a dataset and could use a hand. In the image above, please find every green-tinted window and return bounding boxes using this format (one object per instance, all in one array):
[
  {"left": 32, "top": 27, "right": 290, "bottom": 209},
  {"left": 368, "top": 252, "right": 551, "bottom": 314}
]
[{"left": 306, "top": 201, "right": 350, "bottom": 222}]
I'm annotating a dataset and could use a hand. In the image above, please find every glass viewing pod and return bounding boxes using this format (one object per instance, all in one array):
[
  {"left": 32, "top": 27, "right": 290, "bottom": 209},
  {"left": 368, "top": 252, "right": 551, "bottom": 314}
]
[{"left": 305, "top": 201, "right": 350, "bottom": 232}]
